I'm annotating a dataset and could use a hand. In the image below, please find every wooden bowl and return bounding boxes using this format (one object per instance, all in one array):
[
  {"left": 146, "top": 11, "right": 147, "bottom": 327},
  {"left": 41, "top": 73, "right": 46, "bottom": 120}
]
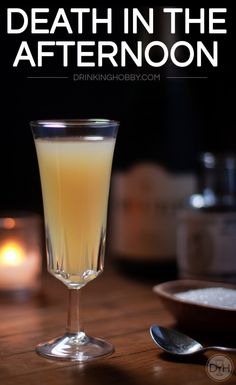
[{"left": 153, "top": 280, "right": 236, "bottom": 334}]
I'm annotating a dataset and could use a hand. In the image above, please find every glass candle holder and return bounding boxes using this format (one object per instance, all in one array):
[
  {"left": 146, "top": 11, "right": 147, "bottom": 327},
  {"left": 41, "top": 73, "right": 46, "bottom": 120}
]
[{"left": 0, "top": 212, "right": 42, "bottom": 298}]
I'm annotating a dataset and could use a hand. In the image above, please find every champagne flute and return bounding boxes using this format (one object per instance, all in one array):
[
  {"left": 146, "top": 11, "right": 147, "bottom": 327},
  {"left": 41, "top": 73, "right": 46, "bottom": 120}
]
[{"left": 31, "top": 119, "right": 119, "bottom": 361}]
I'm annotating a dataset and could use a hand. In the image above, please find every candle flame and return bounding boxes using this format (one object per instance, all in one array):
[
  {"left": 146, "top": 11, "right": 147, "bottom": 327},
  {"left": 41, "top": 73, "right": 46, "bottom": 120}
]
[{"left": 0, "top": 242, "right": 26, "bottom": 266}]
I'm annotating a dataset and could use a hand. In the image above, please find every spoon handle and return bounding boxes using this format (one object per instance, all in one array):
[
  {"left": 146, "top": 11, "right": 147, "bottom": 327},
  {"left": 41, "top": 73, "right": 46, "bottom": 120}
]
[{"left": 204, "top": 346, "right": 236, "bottom": 353}]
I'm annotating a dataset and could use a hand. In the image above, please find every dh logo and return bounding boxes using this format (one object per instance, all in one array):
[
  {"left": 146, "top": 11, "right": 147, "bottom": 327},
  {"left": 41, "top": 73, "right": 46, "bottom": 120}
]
[{"left": 206, "top": 354, "right": 234, "bottom": 382}]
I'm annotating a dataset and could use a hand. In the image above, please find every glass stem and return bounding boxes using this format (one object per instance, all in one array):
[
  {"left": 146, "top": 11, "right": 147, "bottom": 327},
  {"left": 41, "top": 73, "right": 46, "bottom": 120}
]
[{"left": 66, "top": 288, "right": 84, "bottom": 334}]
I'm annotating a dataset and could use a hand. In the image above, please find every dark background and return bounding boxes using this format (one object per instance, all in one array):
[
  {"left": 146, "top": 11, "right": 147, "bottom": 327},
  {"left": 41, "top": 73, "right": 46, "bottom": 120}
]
[{"left": 0, "top": 2, "right": 233, "bottom": 213}]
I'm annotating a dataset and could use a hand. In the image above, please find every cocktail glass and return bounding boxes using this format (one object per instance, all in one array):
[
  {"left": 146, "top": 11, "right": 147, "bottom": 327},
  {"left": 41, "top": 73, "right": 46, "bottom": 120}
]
[{"left": 31, "top": 119, "right": 119, "bottom": 361}]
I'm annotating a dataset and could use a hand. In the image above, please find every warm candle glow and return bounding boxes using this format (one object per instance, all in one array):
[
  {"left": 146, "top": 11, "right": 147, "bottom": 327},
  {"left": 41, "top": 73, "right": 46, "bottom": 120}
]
[
  {"left": 0, "top": 242, "right": 26, "bottom": 266},
  {"left": 3, "top": 218, "right": 16, "bottom": 230},
  {"left": 0, "top": 213, "right": 42, "bottom": 292}
]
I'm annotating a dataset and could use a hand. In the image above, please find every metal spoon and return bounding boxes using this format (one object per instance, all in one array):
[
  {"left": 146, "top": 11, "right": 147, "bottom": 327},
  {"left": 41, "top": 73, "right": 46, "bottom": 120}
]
[{"left": 150, "top": 325, "right": 236, "bottom": 356}]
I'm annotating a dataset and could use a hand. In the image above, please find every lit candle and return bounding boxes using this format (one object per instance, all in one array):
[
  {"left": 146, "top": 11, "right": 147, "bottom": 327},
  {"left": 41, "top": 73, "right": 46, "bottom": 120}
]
[
  {"left": 0, "top": 214, "right": 42, "bottom": 294},
  {"left": 0, "top": 241, "right": 26, "bottom": 266}
]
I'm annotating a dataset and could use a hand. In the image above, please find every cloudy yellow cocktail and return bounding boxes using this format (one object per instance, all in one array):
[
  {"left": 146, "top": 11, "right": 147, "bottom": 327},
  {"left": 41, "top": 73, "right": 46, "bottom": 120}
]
[
  {"left": 31, "top": 119, "right": 118, "bottom": 361},
  {"left": 35, "top": 137, "right": 115, "bottom": 287}
]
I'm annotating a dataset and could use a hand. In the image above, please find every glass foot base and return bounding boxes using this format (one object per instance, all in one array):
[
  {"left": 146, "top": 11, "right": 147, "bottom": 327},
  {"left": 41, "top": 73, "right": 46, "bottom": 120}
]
[{"left": 36, "top": 332, "right": 114, "bottom": 362}]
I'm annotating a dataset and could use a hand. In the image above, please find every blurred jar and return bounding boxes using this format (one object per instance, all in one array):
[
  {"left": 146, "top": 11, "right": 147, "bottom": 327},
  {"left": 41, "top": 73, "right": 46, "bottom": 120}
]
[
  {"left": 109, "top": 163, "right": 196, "bottom": 278},
  {"left": 177, "top": 153, "right": 236, "bottom": 282}
]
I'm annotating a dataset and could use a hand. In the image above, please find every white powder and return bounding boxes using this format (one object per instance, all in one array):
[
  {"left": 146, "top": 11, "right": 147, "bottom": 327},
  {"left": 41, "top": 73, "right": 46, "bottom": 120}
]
[{"left": 175, "top": 287, "right": 236, "bottom": 309}]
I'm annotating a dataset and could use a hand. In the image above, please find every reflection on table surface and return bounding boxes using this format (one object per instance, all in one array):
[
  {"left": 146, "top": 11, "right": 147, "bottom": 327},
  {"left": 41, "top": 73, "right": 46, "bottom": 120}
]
[{"left": 0, "top": 260, "right": 235, "bottom": 385}]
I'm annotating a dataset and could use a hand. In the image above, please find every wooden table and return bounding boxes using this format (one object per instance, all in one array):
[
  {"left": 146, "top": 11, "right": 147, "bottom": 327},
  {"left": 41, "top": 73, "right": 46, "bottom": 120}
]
[{"left": 0, "top": 261, "right": 235, "bottom": 385}]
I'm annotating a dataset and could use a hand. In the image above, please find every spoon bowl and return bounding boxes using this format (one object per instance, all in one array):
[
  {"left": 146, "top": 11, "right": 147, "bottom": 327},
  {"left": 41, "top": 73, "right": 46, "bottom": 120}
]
[{"left": 150, "top": 325, "right": 236, "bottom": 356}]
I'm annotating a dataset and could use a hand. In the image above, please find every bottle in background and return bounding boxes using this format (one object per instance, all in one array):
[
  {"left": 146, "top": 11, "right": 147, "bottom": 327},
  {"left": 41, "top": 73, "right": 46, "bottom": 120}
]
[
  {"left": 109, "top": 163, "right": 196, "bottom": 279},
  {"left": 177, "top": 153, "right": 236, "bottom": 283}
]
